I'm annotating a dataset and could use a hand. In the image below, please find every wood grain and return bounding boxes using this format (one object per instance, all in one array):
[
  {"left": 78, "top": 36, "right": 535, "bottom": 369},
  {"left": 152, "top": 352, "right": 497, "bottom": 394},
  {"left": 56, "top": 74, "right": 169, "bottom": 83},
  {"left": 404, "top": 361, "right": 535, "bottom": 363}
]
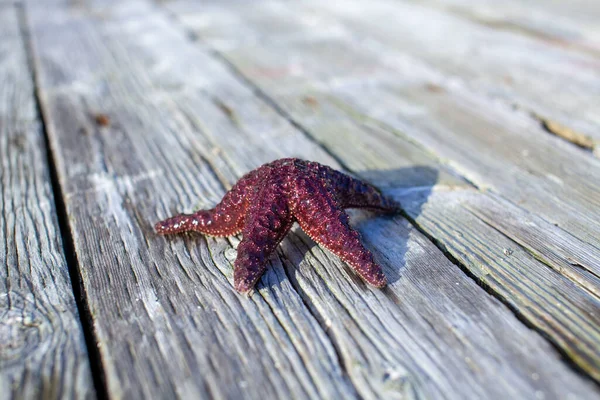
[
  {"left": 0, "top": 6, "right": 94, "bottom": 400},
  {"left": 165, "top": 0, "right": 600, "bottom": 384},
  {"left": 25, "top": 0, "right": 600, "bottom": 398}
]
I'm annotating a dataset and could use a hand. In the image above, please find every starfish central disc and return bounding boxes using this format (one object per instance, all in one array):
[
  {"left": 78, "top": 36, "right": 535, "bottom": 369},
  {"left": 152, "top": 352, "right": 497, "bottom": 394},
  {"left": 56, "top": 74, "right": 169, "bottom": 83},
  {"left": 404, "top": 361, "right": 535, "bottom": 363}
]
[{"left": 155, "top": 158, "right": 399, "bottom": 293}]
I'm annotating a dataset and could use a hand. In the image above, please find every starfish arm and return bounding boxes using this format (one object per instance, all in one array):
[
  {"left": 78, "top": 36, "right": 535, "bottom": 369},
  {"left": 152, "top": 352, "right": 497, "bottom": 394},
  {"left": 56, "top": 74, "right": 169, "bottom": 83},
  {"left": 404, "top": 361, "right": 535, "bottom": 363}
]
[
  {"left": 233, "top": 186, "right": 293, "bottom": 293},
  {"left": 312, "top": 164, "right": 399, "bottom": 212},
  {"left": 291, "top": 177, "right": 387, "bottom": 287},
  {"left": 155, "top": 170, "right": 258, "bottom": 236}
]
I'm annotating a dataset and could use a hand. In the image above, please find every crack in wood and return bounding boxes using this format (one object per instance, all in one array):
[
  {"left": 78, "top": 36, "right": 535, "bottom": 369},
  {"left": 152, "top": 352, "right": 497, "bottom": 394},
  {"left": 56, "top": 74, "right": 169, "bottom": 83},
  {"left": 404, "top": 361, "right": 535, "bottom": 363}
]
[
  {"left": 533, "top": 112, "right": 598, "bottom": 155},
  {"left": 17, "top": 3, "right": 107, "bottom": 399}
]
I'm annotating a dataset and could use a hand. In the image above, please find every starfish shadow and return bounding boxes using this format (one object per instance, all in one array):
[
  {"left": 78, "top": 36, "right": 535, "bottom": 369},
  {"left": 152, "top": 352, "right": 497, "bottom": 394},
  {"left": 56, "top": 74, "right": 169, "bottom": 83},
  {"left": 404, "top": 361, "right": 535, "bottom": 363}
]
[{"left": 273, "top": 166, "right": 439, "bottom": 290}]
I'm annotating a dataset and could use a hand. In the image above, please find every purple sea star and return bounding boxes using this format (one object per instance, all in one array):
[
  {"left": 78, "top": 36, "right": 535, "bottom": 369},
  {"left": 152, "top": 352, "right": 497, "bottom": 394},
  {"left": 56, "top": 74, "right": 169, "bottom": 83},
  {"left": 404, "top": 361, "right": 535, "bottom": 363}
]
[{"left": 155, "top": 158, "right": 399, "bottom": 293}]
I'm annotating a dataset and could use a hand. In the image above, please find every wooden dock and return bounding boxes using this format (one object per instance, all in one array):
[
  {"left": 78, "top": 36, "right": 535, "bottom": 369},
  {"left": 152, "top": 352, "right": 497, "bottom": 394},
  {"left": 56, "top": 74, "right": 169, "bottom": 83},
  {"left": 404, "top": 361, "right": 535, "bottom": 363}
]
[{"left": 2, "top": 0, "right": 600, "bottom": 398}]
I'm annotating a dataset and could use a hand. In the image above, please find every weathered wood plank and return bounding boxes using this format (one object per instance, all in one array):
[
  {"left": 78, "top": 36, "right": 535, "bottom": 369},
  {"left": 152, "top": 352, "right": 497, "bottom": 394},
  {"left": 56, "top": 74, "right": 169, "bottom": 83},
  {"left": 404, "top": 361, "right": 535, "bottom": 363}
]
[
  {"left": 0, "top": 6, "right": 94, "bottom": 400},
  {"left": 27, "top": 0, "right": 600, "bottom": 398},
  {"left": 165, "top": 0, "right": 600, "bottom": 384}
]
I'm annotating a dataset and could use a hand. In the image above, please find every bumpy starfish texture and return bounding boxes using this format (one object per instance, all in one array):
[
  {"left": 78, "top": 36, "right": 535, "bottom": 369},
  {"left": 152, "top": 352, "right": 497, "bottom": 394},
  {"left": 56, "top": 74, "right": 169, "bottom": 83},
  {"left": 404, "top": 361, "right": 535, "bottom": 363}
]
[{"left": 155, "top": 158, "right": 399, "bottom": 293}]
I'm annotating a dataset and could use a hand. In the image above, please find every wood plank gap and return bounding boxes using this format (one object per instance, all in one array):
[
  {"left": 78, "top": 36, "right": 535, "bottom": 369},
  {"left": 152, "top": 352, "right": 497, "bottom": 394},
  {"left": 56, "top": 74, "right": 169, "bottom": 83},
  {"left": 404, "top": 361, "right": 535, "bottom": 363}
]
[
  {"left": 257, "top": 277, "right": 357, "bottom": 399},
  {"left": 322, "top": 93, "right": 600, "bottom": 243},
  {"left": 17, "top": 3, "right": 108, "bottom": 399}
]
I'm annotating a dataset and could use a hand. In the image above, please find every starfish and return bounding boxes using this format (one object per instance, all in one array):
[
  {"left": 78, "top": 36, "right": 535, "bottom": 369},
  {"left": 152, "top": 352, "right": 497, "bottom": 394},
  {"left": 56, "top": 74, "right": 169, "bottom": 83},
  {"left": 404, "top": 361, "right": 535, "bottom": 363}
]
[{"left": 155, "top": 158, "right": 399, "bottom": 293}]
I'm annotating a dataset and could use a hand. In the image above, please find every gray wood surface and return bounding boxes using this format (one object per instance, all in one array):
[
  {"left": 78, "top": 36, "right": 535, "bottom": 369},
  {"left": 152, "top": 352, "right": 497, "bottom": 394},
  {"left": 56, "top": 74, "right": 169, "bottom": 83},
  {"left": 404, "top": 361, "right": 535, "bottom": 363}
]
[
  {"left": 165, "top": 0, "right": 600, "bottom": 384},
  {"left": 22, "top": 0, "right": 600, "bottom": 398},
  {"left": 0, "top": 5, "right": 94, "bottom": 400}
]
